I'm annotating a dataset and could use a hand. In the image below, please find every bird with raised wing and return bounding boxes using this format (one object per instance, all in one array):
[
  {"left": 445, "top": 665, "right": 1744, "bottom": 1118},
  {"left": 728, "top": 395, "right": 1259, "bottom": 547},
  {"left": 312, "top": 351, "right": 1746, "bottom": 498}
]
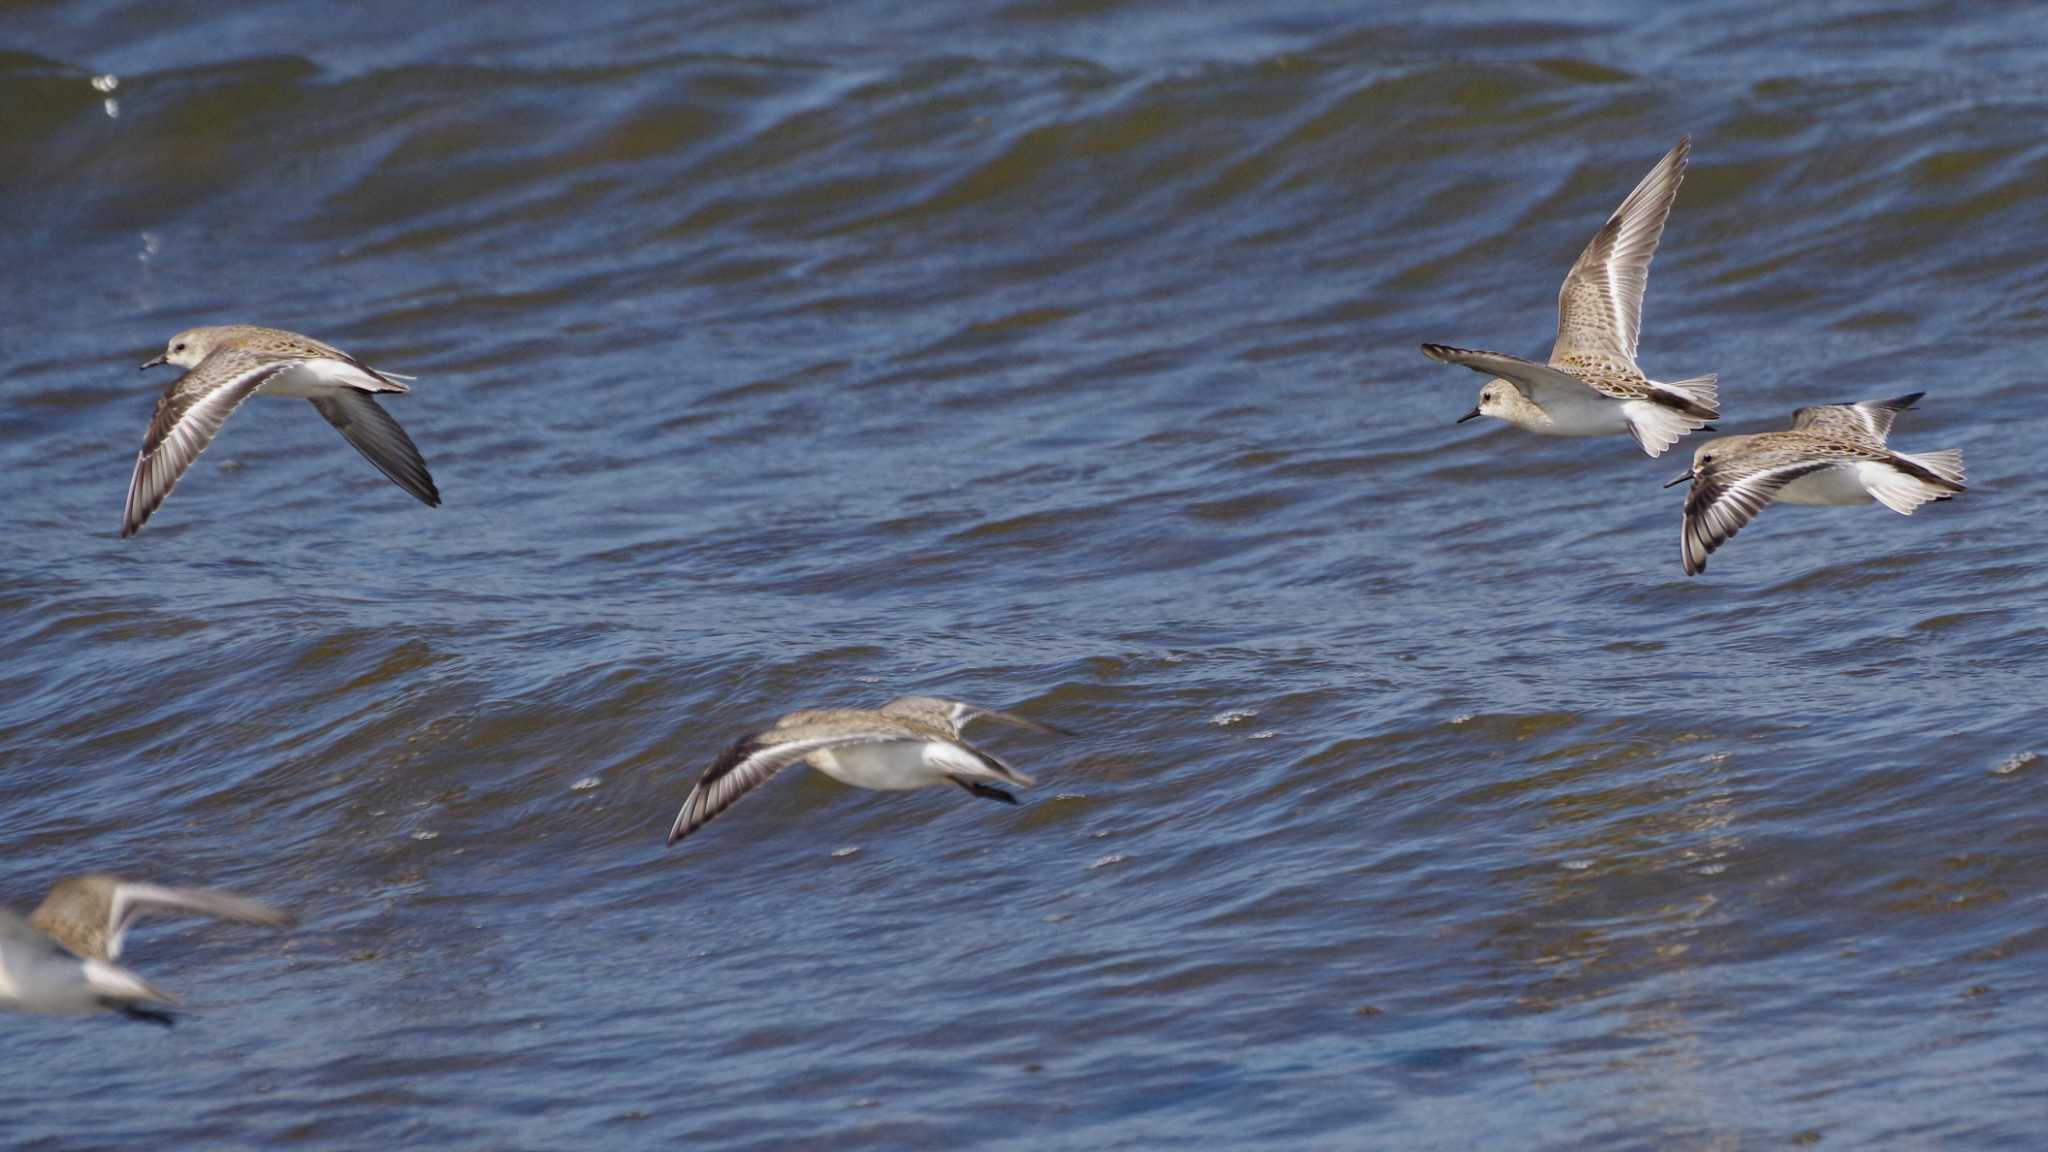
[
  {"left": 122, "top": 325, "right": 441, "bottom": 537},
  {"left": 0, "top": 874, "right": 294, "bottom": 1026},
  {"left": 666, "top": 696, "right": 1073, "bottom": 846},
  {"left": 1666, "top": 392, "right": 1965, "bottom": 576},
  {"left": 1422, "top": 137, "right": 1719, "bottom": 457}
]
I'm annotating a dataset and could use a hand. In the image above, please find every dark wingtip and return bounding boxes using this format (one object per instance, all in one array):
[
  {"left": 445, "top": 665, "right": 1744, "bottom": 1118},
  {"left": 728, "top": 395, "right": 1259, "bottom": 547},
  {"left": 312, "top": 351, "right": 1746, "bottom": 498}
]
[
  {"left": 114, "top": 1003, "right": 176, "bottom": 1028},
  {"left": 954, "top": 778, "right": 1019, "bottom": 805}
]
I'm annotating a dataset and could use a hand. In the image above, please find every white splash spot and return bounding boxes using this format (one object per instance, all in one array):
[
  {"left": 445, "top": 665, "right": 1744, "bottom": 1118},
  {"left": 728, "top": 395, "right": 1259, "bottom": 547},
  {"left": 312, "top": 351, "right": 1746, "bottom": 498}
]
[
  {"left": 138, "top": 233, "right": 160, "bottom": 263},
  {"left": 1696, "top": 863, "right": 1727, "bottom": 876},
  {"left": 411, "top": 830, "right": 438, "bottom": 841},
  {"left": 91, "top": 74, "right": 119, "bottom": 93},
  {"left": 569, "top": 776, "right": 601, "bottom": 791},
  {"left": 103, "top": 98, "right": 119, "bottom": 119},
  {"left": 1992, "top": 752, "right": 2037, "bottom": 777},
  {"left": 1053, "top": 792, "right": 1085, "bottom": 801},
  {"left": 831, "top": 846, "right": 860, "bottom": 858},
  {"left": 1561, "top": 858, "right": 1592, "bottom": 871},
  {"left": 1089, "top": 853, "right": 1127, "bottom": 870},
  {"left": 1451, "top": 713, "right": 1474, "bottom": 725},
  {"left": 1210, "top": 709, "right": 1256, "bottom": 727},
  {"left": 1249, "top": 729, "right": 1277, "bottom": 740}
]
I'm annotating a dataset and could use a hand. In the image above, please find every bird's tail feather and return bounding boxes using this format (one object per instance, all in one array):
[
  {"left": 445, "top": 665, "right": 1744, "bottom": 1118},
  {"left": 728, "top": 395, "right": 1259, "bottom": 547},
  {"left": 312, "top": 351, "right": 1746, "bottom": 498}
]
[
  {"left": 1868, "top": 453, "right": 1965, "bottom": 515},
  {"left": 1623, "top": 398, "right": 1715, "bottom": 459},
  {"left": 1896, "top": 448, "right": 1965, "bottom": 490},
  {"left": 1654, "top": 374, "right": 1719, "bottom": 419}
]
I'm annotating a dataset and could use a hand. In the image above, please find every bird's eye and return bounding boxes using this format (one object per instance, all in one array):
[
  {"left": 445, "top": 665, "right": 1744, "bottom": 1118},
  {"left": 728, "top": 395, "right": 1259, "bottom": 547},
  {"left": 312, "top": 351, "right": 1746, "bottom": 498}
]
[{"left": 173, "top": 343, "right": 185, "bottom": 352}]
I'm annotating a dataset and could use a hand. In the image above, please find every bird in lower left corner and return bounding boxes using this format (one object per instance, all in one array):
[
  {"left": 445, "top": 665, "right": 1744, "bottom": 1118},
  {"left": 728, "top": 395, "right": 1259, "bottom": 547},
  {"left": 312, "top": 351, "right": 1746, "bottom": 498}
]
[
  {"left": 122, "top": 324, "right": 441, "bottom": 537},
  {"left": 0, "top": 874, "right": 295, "bottom": 1026},
  {"left": 666, "top": 696, "right": 1074, "bottom": 846}
]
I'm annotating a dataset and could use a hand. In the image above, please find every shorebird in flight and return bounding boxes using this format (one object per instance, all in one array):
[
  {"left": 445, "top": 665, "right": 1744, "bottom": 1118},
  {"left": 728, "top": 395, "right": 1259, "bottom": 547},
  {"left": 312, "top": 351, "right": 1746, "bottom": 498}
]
[
  {"left": 0, "top": 874, "right": 293, "bottom": 1025},
  {"left": 666, "top": 696, "right": 1073, "bottom": 846},
  {"left": 1422, "top": 137, "right": 1719, "bottom": 457},
  {"left": 123, "top": 324, "right": 440, "bottom": 536},
  {"left": 1667, "top": 392, "right": 1965, "bottom": 575}
]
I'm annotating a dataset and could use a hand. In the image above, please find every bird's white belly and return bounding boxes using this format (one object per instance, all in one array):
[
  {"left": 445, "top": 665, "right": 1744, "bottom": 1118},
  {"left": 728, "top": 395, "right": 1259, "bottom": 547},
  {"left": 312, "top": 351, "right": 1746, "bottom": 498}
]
[
  {"left": 1777, "top": 464, "right": 1875, "bottom": 506},
  {"left": 0, "top": 949, "right": 98, "bottom": 1015},
  {"left": 809, "top": 744, "right": 946, "bottom": 791},
  {"left": 1528, "top": 381, "right": 1627, "bottom": 436}
]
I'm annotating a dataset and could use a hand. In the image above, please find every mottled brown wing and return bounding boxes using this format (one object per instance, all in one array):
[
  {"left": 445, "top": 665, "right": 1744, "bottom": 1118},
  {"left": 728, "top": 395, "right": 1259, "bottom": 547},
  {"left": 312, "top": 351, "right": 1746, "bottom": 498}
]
[
  {"left": 1789, "top": 393, "right": 1923, "bottom": 443},
  {"left": 1681, "top": 459, "right": 1829, "bottom": 576},
  {"left": 1552, "top": 137, "right": 1689, "bottom": 367},
  {"left": 121, "top": 351, "right": 290, "bottom": 537}
]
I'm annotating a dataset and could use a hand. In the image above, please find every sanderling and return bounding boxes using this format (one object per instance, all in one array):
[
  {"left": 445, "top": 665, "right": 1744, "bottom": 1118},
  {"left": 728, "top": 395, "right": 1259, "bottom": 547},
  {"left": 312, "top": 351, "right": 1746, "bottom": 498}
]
[
  {"left": 0, "top": 874, "right": 294, "bottom": 1026},
  {"left": 666, "top": 696, "right": 1073, "bottom": 846},
  {"left": 123, "top": 325, "right": 441, "bottom": 537},
  {"left": 1666, "top": 392, "right": 1965, "bottom": 575},
  {"left": 1421, "top": 137, "right": 1718, "bottom": 457}
]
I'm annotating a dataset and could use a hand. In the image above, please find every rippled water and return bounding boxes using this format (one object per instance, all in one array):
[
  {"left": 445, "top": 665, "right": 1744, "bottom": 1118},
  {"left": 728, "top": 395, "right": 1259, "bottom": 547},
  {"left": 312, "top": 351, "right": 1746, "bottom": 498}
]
[{"left": 4, "top": 1, "right": 2047, "bottom": 1146}]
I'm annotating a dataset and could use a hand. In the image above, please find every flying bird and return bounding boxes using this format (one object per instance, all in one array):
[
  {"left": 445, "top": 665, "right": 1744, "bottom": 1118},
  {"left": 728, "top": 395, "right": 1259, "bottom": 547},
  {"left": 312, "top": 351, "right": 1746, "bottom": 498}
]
[
  {"left": 0, "top": 874, "right": 294, "bottom": 1026},
  {"left": 123, "top": 324, "right": 440, "bottom": 536},
  {"left": 1667, "top": 392, "right": 1965, "bottom": 575},
  {"left": 1422, "top": 137, "right": 1718, "bottom": 457},
  {"left": 667, "top": 696, "right": 1072, "bottom": 846}
]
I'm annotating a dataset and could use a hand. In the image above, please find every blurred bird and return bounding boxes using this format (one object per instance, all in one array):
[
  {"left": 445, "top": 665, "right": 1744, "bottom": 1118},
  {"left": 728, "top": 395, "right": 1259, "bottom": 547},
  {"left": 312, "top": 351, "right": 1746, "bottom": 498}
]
[{"left": 0, "top": 874, "right": 294, "bottom": 1026}]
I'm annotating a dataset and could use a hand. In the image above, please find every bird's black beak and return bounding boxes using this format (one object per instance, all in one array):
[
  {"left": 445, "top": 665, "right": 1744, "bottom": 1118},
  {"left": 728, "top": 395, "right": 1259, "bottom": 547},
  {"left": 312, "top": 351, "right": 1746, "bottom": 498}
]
[
  {"left": 1455, "top": 408, "right": 1481, "bottom": 424},
  {"left": 1662, "top": 469, "right": 1694, "bottom": 488},
  {"left": 139, "top": 355, "right": 167, "bottom": 371}
]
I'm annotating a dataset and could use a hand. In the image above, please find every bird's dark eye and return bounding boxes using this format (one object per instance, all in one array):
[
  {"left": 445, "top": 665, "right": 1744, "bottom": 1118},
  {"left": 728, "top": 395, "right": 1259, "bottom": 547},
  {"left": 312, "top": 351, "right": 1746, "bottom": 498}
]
[
  {"left": 1700, "top": 454, "right": 1712, "bottom": 464},
  {"left": 173, "top": 343, "right": 185, "bottom": 352}
]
